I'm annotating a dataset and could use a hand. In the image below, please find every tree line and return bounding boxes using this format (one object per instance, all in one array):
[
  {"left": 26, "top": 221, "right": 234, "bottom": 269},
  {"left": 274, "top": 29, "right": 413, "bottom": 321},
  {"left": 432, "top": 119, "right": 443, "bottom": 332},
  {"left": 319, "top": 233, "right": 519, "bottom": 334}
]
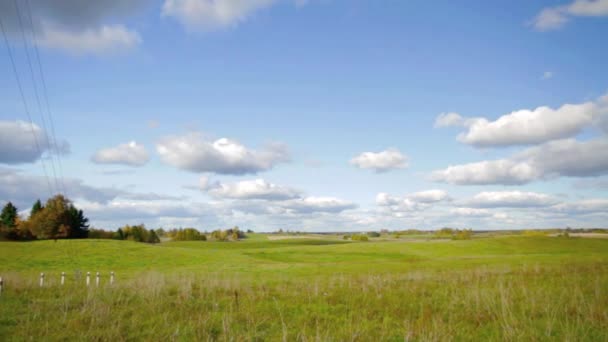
[
  {"left": 1, "top": 196, "right": 250, "bottom": 243},
  {"left": 0, "top": 195, "right": 89, "bottom": 240}
]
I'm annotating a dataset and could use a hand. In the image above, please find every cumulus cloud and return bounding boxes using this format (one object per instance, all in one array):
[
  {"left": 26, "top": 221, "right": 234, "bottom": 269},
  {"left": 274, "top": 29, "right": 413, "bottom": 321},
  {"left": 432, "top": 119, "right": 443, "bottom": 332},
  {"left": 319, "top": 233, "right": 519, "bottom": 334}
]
[
  {"left": 456, "top": 96, "right": 605, "bottom": 147},
  {"left": 162, "top": 0, "right": 308, "bottom": 31},
  {"left": 0, "top": 0, "right": 143, "bottom": 55},
  {"left": 280, "top": 196, "right": 357, "bottom": 214},
  {"left": 550, "top": 198, "right": 608, "bottom": 214},
  {"left": 206, "top": 178, "right": 302, "bottom": 200},
  {"left": 464, "top": 191, "right": 558, "bottom": 208},
  {"left": 408, "top": 189, "right": 450, "bottom": 203},
  {"left": 434, "top": 112, "right": 465, "bottom": 128},
  {"left": 0, "top": 167, "right": 123, "bottom": 208},
  {"left": 431, "top": 138, "right": 608, "bottom": 185},
  {"left": 376, "top": 189, "right": 450, "bottom": 214},
  {"left": 449, "top": 207, "right": 509, "bottom": 220},
  {"left": 532, "top": 0, "right": 608, "bottom": 31},
  {"left": 541, "top": 71, "right": 554, "bottom": 80},
  {"left": 92, "top": 141, "right": 149, "bottom": 167},
  {"left": 0, "top": 120, "right": 69, "bottom": 164},
  {"left": 78, "top": 200, "right": 205, "bottom": 221},
  {"left": 157, "top": 133, "right": 289, "bottom": 175},
  {"left": 37, "top": 23, "right": 141, "bottom": 55},
  {"left": 350, "top": 148, "right": 408, "bottom": 173}
]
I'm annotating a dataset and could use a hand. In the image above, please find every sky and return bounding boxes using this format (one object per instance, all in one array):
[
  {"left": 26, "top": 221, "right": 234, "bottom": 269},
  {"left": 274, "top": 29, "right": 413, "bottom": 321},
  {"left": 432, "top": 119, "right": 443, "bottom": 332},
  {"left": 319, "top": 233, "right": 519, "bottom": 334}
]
[{"left": 1, "top": 0, "right": 608, "bottom": 231}]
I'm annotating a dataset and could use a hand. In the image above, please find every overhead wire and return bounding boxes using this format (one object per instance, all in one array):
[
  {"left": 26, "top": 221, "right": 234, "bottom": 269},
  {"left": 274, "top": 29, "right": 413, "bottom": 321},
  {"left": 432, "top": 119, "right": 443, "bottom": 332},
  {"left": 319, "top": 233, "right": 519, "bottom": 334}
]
[
  {"left": 12, "top": 0, "right": 60, "bottom": 195},
  {"left": 23, "top": 0, "right": 68, "bottom": 196},
  {"left": 0, "top": 11, "right": 53, "bottom": 199}
]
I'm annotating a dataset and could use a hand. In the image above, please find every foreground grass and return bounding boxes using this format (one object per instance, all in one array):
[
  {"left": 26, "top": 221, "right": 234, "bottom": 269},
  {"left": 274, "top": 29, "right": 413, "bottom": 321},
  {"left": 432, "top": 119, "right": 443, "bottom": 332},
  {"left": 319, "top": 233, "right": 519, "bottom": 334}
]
[{"left": 1, "top": 236, "right": 607, "bottom": 340}]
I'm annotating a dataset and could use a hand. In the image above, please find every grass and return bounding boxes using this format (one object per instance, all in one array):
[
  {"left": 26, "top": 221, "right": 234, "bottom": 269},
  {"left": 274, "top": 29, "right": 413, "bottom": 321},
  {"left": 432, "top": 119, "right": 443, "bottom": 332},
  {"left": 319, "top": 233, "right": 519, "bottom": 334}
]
[{"left": 1, "top": 234, "right": 607, "bottom": 340}]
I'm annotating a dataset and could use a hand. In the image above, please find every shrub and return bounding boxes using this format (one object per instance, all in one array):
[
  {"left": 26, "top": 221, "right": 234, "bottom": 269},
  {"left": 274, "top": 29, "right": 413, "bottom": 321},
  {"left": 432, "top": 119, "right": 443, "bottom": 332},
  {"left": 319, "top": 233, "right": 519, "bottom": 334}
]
[
  {"left": 118, "top": 224, "right": 160, "bottom": 244},
  {"left": 452, "top": 229, "right": 473, "bottom": 240},
  {"left": 367, "top": 231, "right": 381, "bottom": 238},
  {"left": 521, "top": 230, "right": 548, "bottom": 237},
  {"left": 172, "top": 228, "right": 206, "bottom": 241},
  {"left": 351, "top": 234, "right": 369, "bottom": 242}
]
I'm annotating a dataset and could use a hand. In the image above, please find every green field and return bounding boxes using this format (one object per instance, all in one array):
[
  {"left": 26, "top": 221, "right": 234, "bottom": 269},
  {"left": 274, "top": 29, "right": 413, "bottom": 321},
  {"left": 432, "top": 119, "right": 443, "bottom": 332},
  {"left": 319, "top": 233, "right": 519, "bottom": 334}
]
[{"left": 1, "top": 234, "right": 607, "bottom": 341}]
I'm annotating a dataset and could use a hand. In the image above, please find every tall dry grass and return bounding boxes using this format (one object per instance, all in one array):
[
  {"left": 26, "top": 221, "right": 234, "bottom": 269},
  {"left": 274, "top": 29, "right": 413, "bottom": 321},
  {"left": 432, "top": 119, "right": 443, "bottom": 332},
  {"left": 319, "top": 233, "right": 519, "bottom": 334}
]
[{"left": 1, "top": 262, "right": 607, "bottom": 341}]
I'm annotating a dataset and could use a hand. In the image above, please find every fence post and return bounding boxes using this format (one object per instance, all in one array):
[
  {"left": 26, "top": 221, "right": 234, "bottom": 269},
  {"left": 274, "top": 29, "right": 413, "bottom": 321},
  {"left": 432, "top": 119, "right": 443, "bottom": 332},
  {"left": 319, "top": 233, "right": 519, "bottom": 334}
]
[
  {"left": 61, "top": 272, "right": 65, "bottom": 286},
  {"left": 96, "top": 272, "right": 100, "bottom": 287},
  {"left": 110, "top": 271, "right": 115, "bottom": 286},
  {"left": 0, "top": 276, "right": 3, "bottom": 296},
  {"left": 40, "top": 273, "right": 45, "bottom": 287},
  {"left": 86, "top": 272, "right": 90, "bottom": 287}
]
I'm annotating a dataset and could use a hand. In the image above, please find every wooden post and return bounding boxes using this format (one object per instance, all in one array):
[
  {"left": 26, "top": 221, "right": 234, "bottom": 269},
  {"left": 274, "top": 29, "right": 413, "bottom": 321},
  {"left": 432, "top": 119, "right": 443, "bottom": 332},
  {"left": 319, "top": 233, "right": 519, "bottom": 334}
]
[
  {"left": 86, "top": 272, "right": 90, "bottom": 287},
  {"left": 61, "top": 272, "right": 66, "bottom": 286},
  {"left": 110, "top": 271, "right": 115, "bottom": 285},
  {"left": 0, "top": 276, "right": 3, "bottom": 296},
  {"left": 96, "top": 272, "right": 100, "bottom": 287},
  {"left": 40, "top": 273, "right": 45, "bottom": 287}
]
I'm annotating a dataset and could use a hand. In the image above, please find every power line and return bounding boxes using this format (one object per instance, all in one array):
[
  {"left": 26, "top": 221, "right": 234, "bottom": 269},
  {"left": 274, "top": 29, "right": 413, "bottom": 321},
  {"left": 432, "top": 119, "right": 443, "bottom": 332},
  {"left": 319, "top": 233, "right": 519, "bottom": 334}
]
[
  {"left": 13, "top": 0, "right": 59, "bottom": 195},
  {"left": 0, "top": 14, "right": 53, "bottom": 198},
  {"left": 23, "top": 0, "right": 68, "bottom": 196}
]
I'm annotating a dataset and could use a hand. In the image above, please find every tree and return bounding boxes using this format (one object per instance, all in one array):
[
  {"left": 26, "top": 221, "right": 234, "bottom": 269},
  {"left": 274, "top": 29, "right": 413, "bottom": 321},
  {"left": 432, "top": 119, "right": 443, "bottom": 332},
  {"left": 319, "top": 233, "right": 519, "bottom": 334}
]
[
  {"left": 1, "top": 202, "right": 19, "bottom": 240},
  {"left": 31, "top": 199, "right": 43, "bottom": 217},
  {"left": 147, "top": 229, "right": 160, "bottom": 243},
  {"left": 67, "top": 205, "right": 89, "bottom": 238},
  {"left": 1, "top": 202, "right": 18, "bottom": 228},
  {"left": 24, "top": 195, "right": 89, "bottom": 240}
]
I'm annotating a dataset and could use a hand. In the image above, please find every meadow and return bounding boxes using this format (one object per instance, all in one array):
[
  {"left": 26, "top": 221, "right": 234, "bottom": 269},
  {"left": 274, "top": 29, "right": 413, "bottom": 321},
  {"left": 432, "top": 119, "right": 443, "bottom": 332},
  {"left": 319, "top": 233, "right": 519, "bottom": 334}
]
[{"left": 0, "top": 234, "right": 607, "bottom": 341}]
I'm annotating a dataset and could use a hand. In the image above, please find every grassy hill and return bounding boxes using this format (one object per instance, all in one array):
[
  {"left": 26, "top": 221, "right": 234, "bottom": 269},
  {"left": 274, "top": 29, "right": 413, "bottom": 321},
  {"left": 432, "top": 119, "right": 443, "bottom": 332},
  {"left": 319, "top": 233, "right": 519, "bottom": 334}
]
[{"left": 1, "top": 235, "right": 607, "bottom": 340}]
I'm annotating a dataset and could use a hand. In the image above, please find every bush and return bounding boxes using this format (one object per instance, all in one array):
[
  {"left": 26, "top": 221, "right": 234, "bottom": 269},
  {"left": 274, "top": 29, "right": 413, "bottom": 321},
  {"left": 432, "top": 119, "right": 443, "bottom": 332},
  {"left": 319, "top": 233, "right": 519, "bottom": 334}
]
[
  {"left": 452, "top": 229, "right": 473, "bottom": 240},
  {"left": 118, "top": 224, "right": 160, "bottom": 244},
  {"left": 351, "top": 234, "right": 369, "bottom": 242},
  {"left": 171, "top": 228, "right": 206, "bottom": 241},
  {"left": 521, "top": 230, "right": 548, "bottom": 237},
  {"left": 367, "top": 231, "right": 381, "bottom": 238},
  {"left": 210, "top": 227, "right": 246, "bottom": 241}
]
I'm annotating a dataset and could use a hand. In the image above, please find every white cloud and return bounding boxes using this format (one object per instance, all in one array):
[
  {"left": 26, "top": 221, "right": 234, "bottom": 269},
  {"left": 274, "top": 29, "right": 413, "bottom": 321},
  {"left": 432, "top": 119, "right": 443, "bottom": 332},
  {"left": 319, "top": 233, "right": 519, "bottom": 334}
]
[
  {"left": 0, "top": 1, "right": 143, "bottom": 55},
  {"left": 431, "top": 138, "right": 608, "bottom": 185},
  {"left": 434, "top": 112, "right": 465, "bottom": 128},
  {"left": 0, "top": 120, "right": 69, "bottom": 164},
  {"left": 280, "top": 196, "right": 357, "bottom": 214},
  {"left": 350, "top": 148, "right": 408, "bottom": 173},
  {"left": 450, "top": 207, "right": 493, "bottom": 217},
  {"left": 37, "top": 24, "right": 141, "bottom": 55},
  {"left": 0, "top": 167, "right": 123, "bottom": 207},
  {"left": 465, "top": 191, "right": 558, "bottom": 208},
  {"left": 542, "top": 71, "right": 554, "bottom": 80},
  {"left": 162, "top": 0, "right": 279, "bottom": 31},
  {"left": 533, "top": 7, "right": 571, "bottom": 30},
  {"left": 206, "top": 178, "right": 301, "bottom": 200},
  {"left": 157, "top": 132, "right": 289, "bottom": 175},
  {"left": 457, "top": 96, "right": 605, "bottom": 147},
  {"left": 532, "top": 0, "right": 608, "bottom": 31},
  {"left": 92, "top": 141, "right": 149, "bottom": 167},
  {"left": 376, "top": 189, "right": 449, "bottom": 214},
  {"left": 408, "top": 189, "right": 449, "bottom": 203},
  {"left": 550, "top": 198, "right": 608, "bottom": 214},
  {"left": 431, "top": 159, "right": 538, "bottom": 185}
]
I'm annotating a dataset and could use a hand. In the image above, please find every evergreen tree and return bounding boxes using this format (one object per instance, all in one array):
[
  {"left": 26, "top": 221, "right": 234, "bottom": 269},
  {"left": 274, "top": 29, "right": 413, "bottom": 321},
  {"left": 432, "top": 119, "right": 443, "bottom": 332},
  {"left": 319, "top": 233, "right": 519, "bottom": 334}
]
[
  {"left": 31, "top": 199, "right": 43, "bottom": 217},
  {"left": 1, "top": 202, "right": 18, "bottom": 228},
  {"left": 67, "top": 205, "right": 89, "bottom": 238}
]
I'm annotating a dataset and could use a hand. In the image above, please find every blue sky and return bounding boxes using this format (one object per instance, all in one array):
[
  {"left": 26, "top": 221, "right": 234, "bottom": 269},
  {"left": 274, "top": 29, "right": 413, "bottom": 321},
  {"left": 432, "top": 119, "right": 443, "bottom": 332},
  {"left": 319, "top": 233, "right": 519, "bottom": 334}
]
[{"left": 1, "top": 0, "right": 608, "bottom": 231}]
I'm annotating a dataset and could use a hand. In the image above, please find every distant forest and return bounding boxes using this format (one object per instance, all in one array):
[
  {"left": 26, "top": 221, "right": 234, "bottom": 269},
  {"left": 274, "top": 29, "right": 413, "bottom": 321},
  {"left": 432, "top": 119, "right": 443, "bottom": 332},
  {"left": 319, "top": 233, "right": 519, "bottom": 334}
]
[{"left": 0, "top": 195, "right": 248, "bottom": 243}]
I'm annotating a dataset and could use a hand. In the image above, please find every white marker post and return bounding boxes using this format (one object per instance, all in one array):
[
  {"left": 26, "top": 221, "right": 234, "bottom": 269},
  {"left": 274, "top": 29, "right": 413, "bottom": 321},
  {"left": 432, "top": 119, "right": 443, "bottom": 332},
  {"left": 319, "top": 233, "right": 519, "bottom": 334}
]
[
  {"left": 86, "top": 272, "right": 91, "bottom": 287},
  {"left": 39, "top": 273, "right": 45, "bottom": 287},
  {"left": 110, "top": 272, "right": 115, "bottom": 286},
  {"left": 61, "top": 272, "right": 66, "bottom": 285},
  {"left": 96, "top": 272, "right": 100, "bottom": 287}
]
